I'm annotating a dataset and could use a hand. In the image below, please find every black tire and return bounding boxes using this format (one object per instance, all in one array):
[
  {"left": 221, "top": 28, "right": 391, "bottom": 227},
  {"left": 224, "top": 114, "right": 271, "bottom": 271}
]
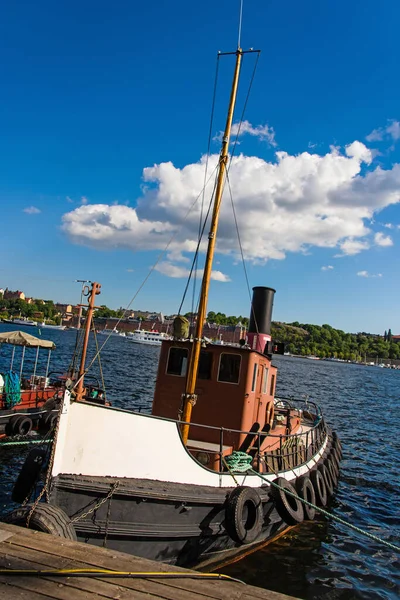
[
  {"left": 328, "top": 454, "right": 339, "bottom": 480},
  {"left": 318, "top": 463, "right": 334, "bottom": 497},
  {"left": 7, "top": 416, "right": 33, "bottom": 437},
  {"left": 295, "top": 475, "right": 316, "bottom": 520},
  {"left": 331, "top": 445, "right": 342, "bottom": 464},
  {"left": 225, "top": 486, "right": 263, "bottom": 544},
  {"left": 310, "top": 468, "right": 327, "bottom": 506},
  {"left": 12, "top": 448, "right": 47, "bottom": 504},
  {"left": 39, "top": 411, "right": 57, "bottom": 433},
  {"left": 270, "top": 477, "right": 304, "bottom": 526},
  {"left": 325, "top": 458, "right": 337, "bottom": 488},
  {"left": 3, "top": 504, "right": 77, "bottom": 540}
]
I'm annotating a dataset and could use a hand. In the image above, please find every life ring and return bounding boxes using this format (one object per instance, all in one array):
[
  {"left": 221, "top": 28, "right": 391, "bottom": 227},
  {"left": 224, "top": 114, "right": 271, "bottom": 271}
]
[
  {"left": 310, "top": 468, "right": 327, "bottom": 506},
  {"left": 270, "top": 477, "right": 304, "bottom": 525},
  {"left": 295, "top": 475, "right": 316, "bottom": 520},
  {"left": 318, "top": 462, "right": 334, "bottom": 497},
  {"left": 4, "top": 504, "right": 76, "bottom": 540},
  {"left": 12, "top": 448, "right": 47, "bottom": 504},
  {"left": 6, "top": 415, "right": 33, "bottom": 437},
  {"left": 225, "top": 486, "right": 263, "bottom": 544}
]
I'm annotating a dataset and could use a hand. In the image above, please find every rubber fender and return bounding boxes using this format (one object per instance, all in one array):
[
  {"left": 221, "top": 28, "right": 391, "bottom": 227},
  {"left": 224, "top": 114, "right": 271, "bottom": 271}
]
[
  {"left": 324, "top": 457, "right": 338, "bottom": 488},
  {"left": 295, "top": 475, "right": 316, "bottom": 521},
  {"left": 270, "top": 477, "right": 304, "bottom": 526},
  {"left": 327, "top": 455, "right": 339, "bottom": 482},
  {"left": 318, "top": 462, "right": 334, "bottom": 497},
  {"left": 7, "top": 415, "right": 33, "bottom": 437},
  {"left": 225, "top": 486, "right": 264, "bottom": 545},
  {"left": 310, "top": 468, "right": 327, "bottom": 507},
  {"left": 39, "top": 411, "right": 58, "bottom": 433},
  {"left": 12, "top": 448, "right": 47, "bottom": 504},
  {"left": 4, "top": 504, "right": 76, "bottom": 540}
]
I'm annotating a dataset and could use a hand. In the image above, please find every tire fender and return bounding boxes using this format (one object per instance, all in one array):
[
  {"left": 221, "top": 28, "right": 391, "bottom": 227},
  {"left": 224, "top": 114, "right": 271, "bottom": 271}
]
[
  {"left": 295, "top": 475, "right": 316, "bottom": 521},
  {"left": 12, "top": 448, "right": 47, "bottom": 504},
  {"left": 310, "top": 468, "right": 327, "bottom": 507},
  {"left": 4, "top": 504, "right": 76, "bottom": 540},
  {"left": 225, "top": 486, "right": 263, "bottom": 545},
  {"left": 270, "top": 477, "right": 304, "bottom": 526},
  {"left": 318, "top": 462, "right": 334, "bottom": 497}
]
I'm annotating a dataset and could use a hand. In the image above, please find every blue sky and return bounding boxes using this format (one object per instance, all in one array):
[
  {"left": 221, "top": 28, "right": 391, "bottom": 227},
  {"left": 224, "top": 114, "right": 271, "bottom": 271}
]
[{"left": 1, "top": 0, "right": 400, "bottom": 334}]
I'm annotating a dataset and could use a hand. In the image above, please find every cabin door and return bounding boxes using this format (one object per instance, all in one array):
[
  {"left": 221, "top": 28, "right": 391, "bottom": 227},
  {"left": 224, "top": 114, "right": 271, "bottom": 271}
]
[
  {"left": 254, "top": 365, "right": 269, "bottom": 427},
  {"left": 253, "top": 363, "right": 264, "bottom": 425}
]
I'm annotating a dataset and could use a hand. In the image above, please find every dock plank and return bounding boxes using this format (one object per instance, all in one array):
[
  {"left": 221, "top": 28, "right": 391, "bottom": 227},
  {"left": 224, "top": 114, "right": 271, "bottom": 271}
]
[{"left": 0, "top": 522, "right": 299, "bottom": 600}]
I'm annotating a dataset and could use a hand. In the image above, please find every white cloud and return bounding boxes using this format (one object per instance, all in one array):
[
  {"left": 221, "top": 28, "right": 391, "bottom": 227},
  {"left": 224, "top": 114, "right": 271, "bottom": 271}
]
[
  {"left": 357, "top": 270, "right": 382, "bottom": 278},
  {"left": 154, "top": 262, "right": 230, "bottom": 282},
  {"left": 321, "top": 265, "right": 334, "bottom": 271},
  {"left": 66, "top": 196, "right": 74, "bottom": 203},
  {"left": 214, "top": 120, "right": 276, "bottom": 147},
  {"left": 81, "top": 196, "right": 88, "bottom": 205},
  {"left": 62, "top": 141, "right": 400, "bottom": 267},
  {"left": 23, "top": 206, "right": 41, "bottom": 214},
  {"left": 126, "top": 268, "right": 134, "bottom": 272},
  {"left": 374, "top": 232, "right": 393, "bottom": 247},
  {"left": 383, "top": 223, "right": 394, "bottom": 229},
  {"left": 366, "top": 120, "right": 400, "bottom": 143},
  {"left": 386, "top": 120, "right": 400, "bottom": 141}
]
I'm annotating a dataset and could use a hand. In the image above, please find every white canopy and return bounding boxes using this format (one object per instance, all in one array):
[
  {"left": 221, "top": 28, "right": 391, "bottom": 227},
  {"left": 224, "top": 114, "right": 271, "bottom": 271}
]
[{"left": 0, "top": 330, "right": 56, "bottom": 349}]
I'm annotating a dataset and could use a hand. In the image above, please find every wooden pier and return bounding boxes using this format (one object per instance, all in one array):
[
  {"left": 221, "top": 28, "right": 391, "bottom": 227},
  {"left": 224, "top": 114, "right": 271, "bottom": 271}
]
[{"left": 0, "top": 522, "right": 298, "bottom": 599}]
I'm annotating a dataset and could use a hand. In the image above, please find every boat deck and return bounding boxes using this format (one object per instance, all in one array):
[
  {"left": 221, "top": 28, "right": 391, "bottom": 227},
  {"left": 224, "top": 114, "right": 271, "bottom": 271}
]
[{"left": 0, "top": 522, "right": 298, "bottom": 600}]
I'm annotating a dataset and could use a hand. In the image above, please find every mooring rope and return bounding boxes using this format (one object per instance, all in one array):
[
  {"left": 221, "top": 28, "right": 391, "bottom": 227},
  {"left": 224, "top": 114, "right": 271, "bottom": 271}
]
[{"left": 224, "top": 451, "right": 400, "bottom": 553}]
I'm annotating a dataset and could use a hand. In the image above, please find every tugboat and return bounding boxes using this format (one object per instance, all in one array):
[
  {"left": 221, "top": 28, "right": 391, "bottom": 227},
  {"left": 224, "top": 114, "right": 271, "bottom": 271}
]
[{"left": 6, "top": 41, "right": 343, "bottom": 570}]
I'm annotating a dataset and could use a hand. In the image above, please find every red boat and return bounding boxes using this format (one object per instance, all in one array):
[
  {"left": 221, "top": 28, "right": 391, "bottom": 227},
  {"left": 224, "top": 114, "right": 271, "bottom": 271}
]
[{"left": 0, "top": 331, "right": 62, "bottom": 438}]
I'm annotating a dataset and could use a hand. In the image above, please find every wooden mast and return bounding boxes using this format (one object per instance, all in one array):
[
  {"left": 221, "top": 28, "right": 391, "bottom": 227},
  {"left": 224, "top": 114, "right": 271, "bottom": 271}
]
[
  {"left": 181, "top": 48, "right": 243, "bottom": 444},
  {"left": 76, "top": 281, "right": 101, "bottom": 401}
]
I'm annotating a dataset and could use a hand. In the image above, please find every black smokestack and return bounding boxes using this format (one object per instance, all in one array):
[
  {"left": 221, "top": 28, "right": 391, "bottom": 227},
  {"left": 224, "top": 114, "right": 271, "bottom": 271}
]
[{"left": 248, "top": 286, "right": 276, "bottom": 335}]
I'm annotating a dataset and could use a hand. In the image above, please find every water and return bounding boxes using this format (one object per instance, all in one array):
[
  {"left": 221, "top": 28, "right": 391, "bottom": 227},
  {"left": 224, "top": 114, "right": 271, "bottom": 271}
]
[{"left": 0, "top": 324, "right": 399, "bottom": 600}]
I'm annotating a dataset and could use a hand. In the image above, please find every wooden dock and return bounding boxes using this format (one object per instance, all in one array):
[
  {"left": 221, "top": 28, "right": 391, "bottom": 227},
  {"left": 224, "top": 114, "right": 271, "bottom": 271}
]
[{"left": 0, "top": 522, "right": 298, "bottom": 599}]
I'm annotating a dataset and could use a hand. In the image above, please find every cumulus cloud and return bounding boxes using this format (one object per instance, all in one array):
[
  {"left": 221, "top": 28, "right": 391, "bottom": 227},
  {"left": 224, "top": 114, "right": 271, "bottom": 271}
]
[
  {"left": 23, "top": 206, "right": 41, "bottom": 214},
  {"left": 81, "top": 196, "right": 89, "bottom": 205},
  {"left": 154, "top": 262, "right": 230, "bottom": 282},
  {"left": 61, "top": 141, "right": 400, "bottom": 274},
  {"left": 214, "top": 120, "right": 276, "bottom": 146},
  {"left": 357, "top": 271, "right": 382, "bottom": 278},
  {"left": 374, "top": 232, "right": 393, "bottom": 247},
  {"left": 321, "top": 265, "right": 334, "bottom": 271},
  {"left": 366, "top": 120, "right": 400, "bottom": 143}
]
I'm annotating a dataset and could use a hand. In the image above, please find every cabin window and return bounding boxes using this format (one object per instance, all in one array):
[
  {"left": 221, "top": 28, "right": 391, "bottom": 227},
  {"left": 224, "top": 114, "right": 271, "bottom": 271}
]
[
  {"left": 251, "top": 363, "right": 258, "bottom": 392},
  {"left": 270, "top": 374, "right": 276, "bottom": 396},
  {"left": 167, "top": 347, "right": 188, "bottom": 377},
  {"left": 198, "top": 351, "right": 212, "bottom": 380},
  {"left": 218, "top": 353, "right": 241, "bottom": 384},
  {"left": 262, "top": 367, "right": 269, "bottom": 394}
]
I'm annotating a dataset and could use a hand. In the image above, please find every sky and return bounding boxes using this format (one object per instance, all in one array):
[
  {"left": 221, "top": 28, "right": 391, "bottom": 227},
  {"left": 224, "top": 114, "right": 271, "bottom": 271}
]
[{"left": 1, "top": 0, "right": 400, "bottom": 334}]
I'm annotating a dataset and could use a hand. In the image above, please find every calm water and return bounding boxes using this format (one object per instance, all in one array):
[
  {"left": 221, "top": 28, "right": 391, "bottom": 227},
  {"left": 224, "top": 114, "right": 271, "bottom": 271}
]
[{"left": 0, "top": 324, "right": 399, "bottom": 600}]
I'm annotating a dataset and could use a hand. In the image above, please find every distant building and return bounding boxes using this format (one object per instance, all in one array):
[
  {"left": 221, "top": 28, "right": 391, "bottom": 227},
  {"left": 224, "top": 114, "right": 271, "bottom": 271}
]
[
  {"left": 4, "top": 289, "right": 25, "bottom": 301},
  {"left": 25, "top": 297, "right": 34, "bottom": 304},
  {"left": 55, "top": 303, "right": 73, "bottom": 315},
  {"left": 0, "top": 289, "right": 4, "bottom": 297}
]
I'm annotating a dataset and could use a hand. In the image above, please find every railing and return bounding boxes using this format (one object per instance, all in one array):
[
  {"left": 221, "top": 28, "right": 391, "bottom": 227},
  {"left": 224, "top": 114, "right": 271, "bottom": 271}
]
[{"left": 167, "top": 396, "right": 328, "bottom": 475}]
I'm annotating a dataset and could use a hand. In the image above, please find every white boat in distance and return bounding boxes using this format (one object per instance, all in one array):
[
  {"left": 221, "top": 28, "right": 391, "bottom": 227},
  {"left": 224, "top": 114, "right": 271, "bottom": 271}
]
[
  {"left": 12, "top": 318, "right": 37, "bottom": 327},
  {"left": 97, "top": 328, "right": 126, "bottom": 338},
  {"left": 39, "top": 322, "right": 66, "bottom": 330},
  {"left": 126, "top": 329, "right": 171, "bottom": 346}
]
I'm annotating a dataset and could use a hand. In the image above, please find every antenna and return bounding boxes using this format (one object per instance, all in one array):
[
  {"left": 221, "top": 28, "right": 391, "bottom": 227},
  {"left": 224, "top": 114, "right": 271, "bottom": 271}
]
[{"left": 238, "top": 0, "right": 244, "bottom": 49}]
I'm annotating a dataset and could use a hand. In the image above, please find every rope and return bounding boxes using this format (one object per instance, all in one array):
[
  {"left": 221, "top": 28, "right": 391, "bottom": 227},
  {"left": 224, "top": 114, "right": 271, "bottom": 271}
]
[
  {"left": 0, "top": 439, "right": 53, "bottom": 447},
  {"left": 0, "top": 569, "right": 244, "bottom": 584},
  {"left": 91, "top": 323, "right": 107, "bottom": 402},
  {"left": 225, "top": 170, "right": 255, "bottom": 332},
  {"left": 224, "top": 452, "right": 400, "bottom": 553},
  {"left": 4, "top": 371, "right": 20, "bottom": 408}
]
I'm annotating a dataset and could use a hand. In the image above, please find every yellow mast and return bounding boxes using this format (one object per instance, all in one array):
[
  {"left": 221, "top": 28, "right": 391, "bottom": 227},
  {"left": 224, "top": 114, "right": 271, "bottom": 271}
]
[
  {"left": 181, "top": 48, "right": 243, "bottom": 444},
  {"left": 75, "top": 282, "right": 101, "bottom": 401}
]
